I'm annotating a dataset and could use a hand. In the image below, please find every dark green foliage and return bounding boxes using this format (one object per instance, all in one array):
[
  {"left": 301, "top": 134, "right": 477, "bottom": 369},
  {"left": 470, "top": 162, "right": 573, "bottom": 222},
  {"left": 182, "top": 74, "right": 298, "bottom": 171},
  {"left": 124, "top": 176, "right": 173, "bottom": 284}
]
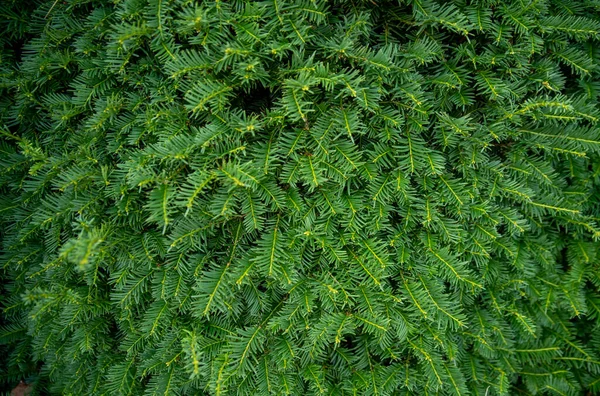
[{"left": 1, "top": 0, "right": 600, "bottom": 394}]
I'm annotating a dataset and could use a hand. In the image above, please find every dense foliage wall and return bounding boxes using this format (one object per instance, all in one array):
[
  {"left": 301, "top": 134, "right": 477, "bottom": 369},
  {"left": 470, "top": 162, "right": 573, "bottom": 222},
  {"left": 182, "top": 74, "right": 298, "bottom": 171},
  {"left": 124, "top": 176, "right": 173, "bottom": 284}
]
[{"left": 1, "top": 0, "right": 600, "bottom": 394}]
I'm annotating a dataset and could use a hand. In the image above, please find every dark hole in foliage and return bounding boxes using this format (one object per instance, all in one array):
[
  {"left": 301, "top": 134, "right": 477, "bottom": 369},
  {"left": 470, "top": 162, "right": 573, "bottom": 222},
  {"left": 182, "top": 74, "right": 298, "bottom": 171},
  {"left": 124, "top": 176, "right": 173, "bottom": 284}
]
[
  {"left": 490, "top": 139, "right": 515, "bottom": 161},
  {"left": 256, "top": 282, "right": 268, "bottom": 293},
  {"left": 7, "top": 37, "right": 25, "bottom": 65},
  {"left": 559, "top": 244, "right": 569, "bottom": 271},
  {"left": 230, "top": 84, "right": 275, "bottom": 114},
  {"left": 496, "top": 223, "right": 507, "bottom": 236}
]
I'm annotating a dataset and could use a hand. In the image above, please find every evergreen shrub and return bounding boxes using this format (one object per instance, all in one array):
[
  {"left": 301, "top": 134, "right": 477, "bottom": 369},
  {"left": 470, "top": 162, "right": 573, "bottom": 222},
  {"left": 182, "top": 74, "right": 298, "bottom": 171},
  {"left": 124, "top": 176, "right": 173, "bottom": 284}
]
[{"left": 1, "top": 0, "right": 600, "bottom": 394}]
